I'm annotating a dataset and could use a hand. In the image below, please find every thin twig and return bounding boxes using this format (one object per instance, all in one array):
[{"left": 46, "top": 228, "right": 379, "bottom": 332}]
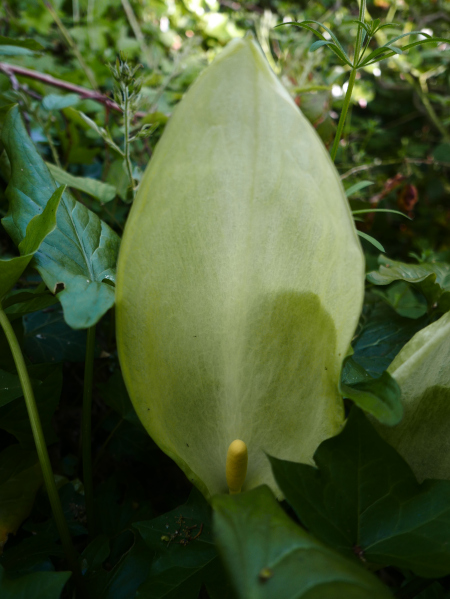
[{"left": 0, "top": 62, "right": 146, "bottom": 117}]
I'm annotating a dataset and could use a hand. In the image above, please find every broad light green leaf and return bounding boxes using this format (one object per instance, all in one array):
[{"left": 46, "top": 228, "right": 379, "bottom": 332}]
[
  {"left": 116, "top": 38, "right": 365, "bottom": 498},
  {"left": 2, "top": 106, "right": 121, "bottom": 329},
  {"left": 0, "top": 37, "right": 44, "bottom": 56},
  {"left": 340, "top": 356, "right": 402, "bottom": 425},
  {"left": 46, "top": 162, "right": 117, "bottom": 203},
  {"left": 0, "top": 186, "right": 64, "bottom": 302},
  {"left": 367, "top": 256, "right": 450, "bottom": 313},
  {"left": 0, "top": 445, "right": 42, "bottom": 552},
  {"left": 213, "top": 485, "right": 392, "bottom": 599},
  {"left": 134, "top": 487, "right": 230, "bottom": 599},
  {"left": 270, "top": 408, "right": 450, "bottom": 578},
  {"left": 42, "top": 93, "right": 80, "bottom": 111},
  {"left": 0, "top": 565, "right": 70, "bottom": 599},
  {"left": 377, "top": 310, "right": 450, "bottom": 482}
]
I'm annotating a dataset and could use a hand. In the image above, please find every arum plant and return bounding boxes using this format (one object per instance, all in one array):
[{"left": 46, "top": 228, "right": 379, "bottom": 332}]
[
  {"left": 116, "top": 37, "right": 365, "bottom": 499},
  {"left": 277, "top": 0, "right": 450, "bottom": 162}
]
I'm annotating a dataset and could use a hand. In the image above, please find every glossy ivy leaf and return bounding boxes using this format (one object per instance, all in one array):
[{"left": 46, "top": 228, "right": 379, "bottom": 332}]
[
  {"left": 0, "top": 565, "right": 70, "bottom": 599},
  {"left": 46, "top": 162, "right": 116, "bottom": 203},
  {"left": 367, "top": 256, "right": 450, "bottom": 313},
  {"left": 270, "top": 408, "right": 450, "bottom": 578},
  {"left": 84, "top": 533, "right": 154, "bottom": 599},
  {"left": 340, "top": 356, "right": 402, "bottom": 425},
  {"left": 212, "top": 485, "right": 392, "bottom": 599},
  {"left": 0, "top": 445, "right": 42, "bottom": 552},
  {"left": 134, "top": 487, "right": 232, "bottom": 599},
  {"left": 1, "top": 106, "right": 121, "bottom": 329},
  {"left": 373, "top": 281, "right": 428, "bottom": 320},
  {"left": 0, "top": 186, "right": 63, "bottom": 302},
  {"left": 377, "top": 310, "right": 450, "bottom": 482},
  {"left": 23, "top": 307, "right": 88, "bottom": 363},
  {"left": 352, "top": 296, "right": 429, "bottom": 378},
  {"left": 117, "top": 37, "right": 365, "bottom": 498}
]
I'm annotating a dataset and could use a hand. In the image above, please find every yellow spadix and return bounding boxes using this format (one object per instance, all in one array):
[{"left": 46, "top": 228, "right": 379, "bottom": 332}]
[{"left": 116, "top": 38, "right": 365, "bottom": 499}]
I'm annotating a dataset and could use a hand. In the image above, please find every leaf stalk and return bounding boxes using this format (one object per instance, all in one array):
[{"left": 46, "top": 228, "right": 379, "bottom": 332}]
[{"left": 0, "top": 307, "right": 86, "bottom": 597}]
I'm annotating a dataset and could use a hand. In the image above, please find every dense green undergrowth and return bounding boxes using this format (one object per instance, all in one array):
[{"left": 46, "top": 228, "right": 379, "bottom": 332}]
[{"left": 0, "top": 1, "right": 450, "bottom": 598}]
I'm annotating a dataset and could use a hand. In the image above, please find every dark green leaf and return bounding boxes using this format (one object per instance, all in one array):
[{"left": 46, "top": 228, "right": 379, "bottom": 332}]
[
  {"left": 134, "top": 487, "right": 220, "bottom": 599},
  {"left": 373, "top": 281, "right": 428, "bottom": 319},
  {"left": 1, "top": 533, "right": 64, "bottom": 576},
  {"left": 1, "top": 106, "right": 120, "bottom": 329},
  {"left": 0, "top": 564, "right": 70, "bottom": 599},
  {"left": 0, "top": 364, "right": 62, "bottom": 447},
  {"left": 352, "top": 298, "right": 428, "bottom": 377},
  {"left": 23, "top": 307, "right": 88, "bottom": 363},
  {"left": 213, "top": 485, "right": 391, "bottom": 599},
  {"left": 0, "top": 445, "right": 42, "bottom": 552},
  {"left": 0, "top": 369, "right": 36, "bottom": 408},
  {"left": 85, "top": 533, "right": 153, "bottom": 599},
  {"left": 46, "top": 162, "right": 117, "bottom": 203},
  {"left": 340, "top": 357, "right": 402, "bottom": 425},
  {"left": 98, "top": 370, "right": 142, "bottom": 427},
  {"left": 3, "top": 290, "right": 59, "bottom": 320},
  {"left": 270, "top": 408, "right": 450, "bottom": 578}
]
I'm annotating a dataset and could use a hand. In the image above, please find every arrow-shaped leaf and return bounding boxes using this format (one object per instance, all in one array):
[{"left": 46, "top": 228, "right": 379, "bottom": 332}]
[
  {"left": 2, "top": 106, "right": 121, "bottom": 329},
  {"left": 0, "top": 185, "right": 64, "bottom": 303}
]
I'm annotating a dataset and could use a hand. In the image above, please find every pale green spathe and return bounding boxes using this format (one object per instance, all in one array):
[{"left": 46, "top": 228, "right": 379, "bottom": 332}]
[
  {"left": 116, "top": 38, "right": 365, "bottom": 499},
  {"left": 378, "top": 311, "right": 450, "bottom": 482}
]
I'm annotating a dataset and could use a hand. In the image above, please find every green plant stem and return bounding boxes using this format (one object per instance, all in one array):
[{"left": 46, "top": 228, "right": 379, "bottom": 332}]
[
  {"left": 122, "top": 87, "right": 135, "bottom": 192},
  {"left": 330, "top": 0, "right": 366, "bottom": 162},
  {"left": 0, "top": 308, "right": 86, "bottom": 596},
  {"left": 395, "top": 577, "right": 434, "bottom": 599},
  {"left": 330, "top": 68, "right": 357, "bottom": 162},
  {"left": 82, "top": 325, "right": 96, "bottom": 538}
]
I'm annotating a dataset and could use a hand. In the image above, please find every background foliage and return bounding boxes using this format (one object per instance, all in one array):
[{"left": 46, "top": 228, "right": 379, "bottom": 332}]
[{"left": 0, "top": 0, "right": 449, "bottom": 598}]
